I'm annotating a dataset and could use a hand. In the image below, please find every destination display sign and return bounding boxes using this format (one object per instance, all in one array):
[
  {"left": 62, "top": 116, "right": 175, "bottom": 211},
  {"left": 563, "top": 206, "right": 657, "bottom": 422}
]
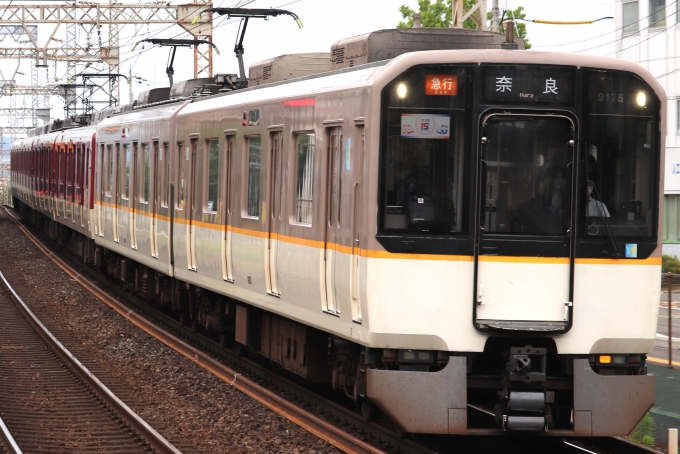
[{"left": 482, "top": 65, "right": 576, "bottom": 105}]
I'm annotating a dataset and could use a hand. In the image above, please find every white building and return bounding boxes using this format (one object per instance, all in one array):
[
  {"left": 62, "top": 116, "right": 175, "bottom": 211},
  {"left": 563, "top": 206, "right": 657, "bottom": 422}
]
[{"left": 616, "top": 0, "right": 680, "bottom": 256}]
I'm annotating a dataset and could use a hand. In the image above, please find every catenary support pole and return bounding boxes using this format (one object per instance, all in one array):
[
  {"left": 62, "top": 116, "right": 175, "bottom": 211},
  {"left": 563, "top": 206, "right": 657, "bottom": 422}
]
[
  {"left": 492, "top": 0, "right": 500, "bottom": 32},
  {"left": 669, "top": 273, "right": 673, "bottom": 368}
]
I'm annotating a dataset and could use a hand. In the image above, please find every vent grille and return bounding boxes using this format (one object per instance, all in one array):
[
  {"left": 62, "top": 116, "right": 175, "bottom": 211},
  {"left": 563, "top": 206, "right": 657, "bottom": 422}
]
[
  {"left": 331, "top": 47, "right": 345, "bottom": 65},
  {"left": 262, "top": 64, "right": 272, "bottom": 80}
]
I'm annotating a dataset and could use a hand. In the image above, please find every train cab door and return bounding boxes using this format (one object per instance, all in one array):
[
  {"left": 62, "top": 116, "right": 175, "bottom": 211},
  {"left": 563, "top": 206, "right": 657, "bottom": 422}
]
[
  {"left": 474, "top": 113, "right": 576, "bottom": 331},
  {"left": 186, "top": 139, "right": 198, "bottom": 270},
  {"left": 265, "top": 131, "right": 283, "bottom": 296},
  {"left": 323, "top": 127, "right": 343, "bottom": 314}
]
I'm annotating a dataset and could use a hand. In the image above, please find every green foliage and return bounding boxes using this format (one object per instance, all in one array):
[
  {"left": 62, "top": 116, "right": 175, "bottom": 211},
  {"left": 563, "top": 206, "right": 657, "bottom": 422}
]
[
  {"left": 630, "top": 413, "right": 655, "bottom": 448},
  {"left": 663, "top": 254, "right": 680, "bottom": 274},
  {"left": 398, "top": 0, "right": 478, "bottom": 29},
  {"left": 397, "top": 1, "right": 531, "bottom": 49}
]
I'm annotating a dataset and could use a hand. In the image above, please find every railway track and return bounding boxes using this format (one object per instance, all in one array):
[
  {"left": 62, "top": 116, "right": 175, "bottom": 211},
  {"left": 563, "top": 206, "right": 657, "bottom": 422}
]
[
  {"left": 0, "top": 268, "right": 180, "bottom": 453},
  {"left": 1, "top": 205, "right": 663, "bottom": 454}
]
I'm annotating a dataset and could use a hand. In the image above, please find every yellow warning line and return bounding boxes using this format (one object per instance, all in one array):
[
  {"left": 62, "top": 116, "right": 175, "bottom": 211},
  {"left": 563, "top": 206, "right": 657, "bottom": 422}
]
[{"left": 647, "top": 356, "right": 680, "bottom": 367}]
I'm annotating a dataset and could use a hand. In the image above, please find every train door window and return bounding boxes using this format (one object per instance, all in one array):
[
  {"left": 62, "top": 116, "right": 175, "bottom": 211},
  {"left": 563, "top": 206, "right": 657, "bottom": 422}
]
[
  {"left": 58, "top": 147, "right": 65, "bottom": 198},
  {"left": 161, "top": 143, "right": 169, "bottom": 207},
  {"left": 75, "top": 147, "right": 81, "bottom": 204},
  {"left": 245, "top": 136, "right": 262, "bottom": 218},
  {"left": 293, "top": 133, "right": 315, "bottom": 225},
  {"left": 206, "top": 138, "right": 219, "bottom": 213},
  {"left": 107, "top": 145, "right": 114, "bottom": 196},
  {"left": 122, "top": 144, "right": 131, "bottom": 200},
  {"left": 177, "top": 142, "right": 186, "bottom": 209},
  {"left": 67, "top": 146, "right": 73, "bottom": 201},
  {"left": 141, "top": 143, "right": 150, "bottom": 203},
  {"left": 224, "top": 136, "right": 234, "bottom": 214},
  {"left": 153, "top": 142, "right": 161, "bottom": 208}
]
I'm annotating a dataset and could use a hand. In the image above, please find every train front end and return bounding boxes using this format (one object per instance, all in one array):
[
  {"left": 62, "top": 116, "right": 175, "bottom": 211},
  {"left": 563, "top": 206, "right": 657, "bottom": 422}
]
[{"left": 363, "top": 50, "right": 663, "bottom": 436}]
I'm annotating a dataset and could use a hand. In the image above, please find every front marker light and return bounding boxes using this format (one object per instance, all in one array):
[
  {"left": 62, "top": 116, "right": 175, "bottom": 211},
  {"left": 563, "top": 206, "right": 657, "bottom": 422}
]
[{"left": 399, "top": 349, "right": 434, "bottom": 363}]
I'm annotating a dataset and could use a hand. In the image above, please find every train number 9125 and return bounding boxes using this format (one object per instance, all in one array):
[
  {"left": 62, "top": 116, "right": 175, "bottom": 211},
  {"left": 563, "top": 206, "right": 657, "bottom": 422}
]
[{"left": 597, "top": 92, "right": 624, "bottom": 102}]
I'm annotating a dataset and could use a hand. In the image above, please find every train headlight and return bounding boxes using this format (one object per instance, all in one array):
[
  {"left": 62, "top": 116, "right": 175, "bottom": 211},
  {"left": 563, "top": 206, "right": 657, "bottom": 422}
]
[
  {"left": 399, "top": 349, "right": 434, "bottom": 363},
  {"left": 636, "top": 91, "right": 646, "bottom": 107},
  {"left": 397, "top": 83, "right": 408, "bottom": 99}
]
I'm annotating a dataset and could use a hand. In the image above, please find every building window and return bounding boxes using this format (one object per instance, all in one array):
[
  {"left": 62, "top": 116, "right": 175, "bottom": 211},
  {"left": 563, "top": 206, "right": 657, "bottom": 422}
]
[
  {"left": 206, "top": 139, "right": 219, "bottom": 212},
  {"left": 650, "top": 0, "right": 666, "bottom": 26},
  {"left": 246, "top": 136, "right": 261, "bottom": 217},
  {"left": 677, "top": 100, "right": 680, "bottom": 132},
  {"left": 294, "top": 133, "right": 315, "bottom": 224},
  {"left": 623, "top": 1, "right": 639, "bottom": 32}
]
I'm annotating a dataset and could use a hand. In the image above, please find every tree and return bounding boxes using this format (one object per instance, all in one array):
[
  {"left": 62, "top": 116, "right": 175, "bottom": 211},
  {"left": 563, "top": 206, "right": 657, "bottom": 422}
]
[
  {"left": 397, "top": 1, "right": 531, "bottom": 49},
  {"left": 398, "top": 0, "right": 479, "bottom": 29}
]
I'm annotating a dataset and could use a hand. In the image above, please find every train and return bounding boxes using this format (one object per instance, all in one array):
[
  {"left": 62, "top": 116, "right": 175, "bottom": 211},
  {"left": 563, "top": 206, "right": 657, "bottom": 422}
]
[{"left": 10, "top": 26, "right": 664, "bottom": 436}]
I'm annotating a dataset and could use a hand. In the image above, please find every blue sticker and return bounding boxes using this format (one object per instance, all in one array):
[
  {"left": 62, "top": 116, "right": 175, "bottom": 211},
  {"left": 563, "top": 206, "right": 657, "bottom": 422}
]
[
  {"left": 625, "top": 244, "right": 638, "bottom": 258},
  {"left": 345, "top": 138, "right": 351, "bottom": 171}
]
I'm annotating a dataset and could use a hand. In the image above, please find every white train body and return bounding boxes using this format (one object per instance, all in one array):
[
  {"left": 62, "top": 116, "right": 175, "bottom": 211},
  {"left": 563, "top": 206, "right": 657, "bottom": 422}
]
[{"left": 11, "top": 40, "right": 664, "bottom": 437}]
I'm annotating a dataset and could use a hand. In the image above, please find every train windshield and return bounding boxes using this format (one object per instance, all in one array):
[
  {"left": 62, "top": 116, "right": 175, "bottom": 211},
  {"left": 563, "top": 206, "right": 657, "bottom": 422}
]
[
  {"left": 379, "top": 65, "right": 472, "bottom": 234},
  {"left": 582, "top": 70, "right": 659, "bottom": 244}
]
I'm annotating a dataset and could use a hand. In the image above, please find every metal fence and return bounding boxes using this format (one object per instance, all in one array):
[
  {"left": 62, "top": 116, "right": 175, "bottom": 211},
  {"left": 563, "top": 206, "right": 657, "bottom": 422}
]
[{"left": 661, "top": 272, "right": 680, "bottom": 368}]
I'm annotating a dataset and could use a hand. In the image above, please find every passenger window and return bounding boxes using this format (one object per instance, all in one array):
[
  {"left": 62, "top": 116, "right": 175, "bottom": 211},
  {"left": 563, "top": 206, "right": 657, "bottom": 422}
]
[
  {"left": 206, "top": 139, "right": 219, "bottom": 212},
  {"left": 142, "top": 143, "right": 150, "bottom": 203},
  {"left": 246, "top": 136, "right": 262, "bottom": 217},
  {"left": 294, "top": 133, "right": 315, "bottom": 225}
]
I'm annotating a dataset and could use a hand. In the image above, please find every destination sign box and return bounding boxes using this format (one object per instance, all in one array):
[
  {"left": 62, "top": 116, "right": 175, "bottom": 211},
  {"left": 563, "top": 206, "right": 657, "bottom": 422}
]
[{"left": 482, "top": 65, "right": 576, "bottom": 105}]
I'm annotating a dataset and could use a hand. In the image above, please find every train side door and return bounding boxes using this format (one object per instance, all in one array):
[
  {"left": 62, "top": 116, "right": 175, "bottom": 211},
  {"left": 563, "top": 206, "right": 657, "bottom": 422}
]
[
  {"left": 323, "top": 127, "right": 342, "bottom": 314},
  {"left": 186, "top": 139, "right": 198, "bottom": 270},
  {"left": 113, "top": 143, "right": 120, "bottom": 242},
  {"left": 265, "top": 131, "right": 283, "bottom": 296},
  {"left": 350, "top": 125, "right": 364, "bottom": 323},
  {"left": 223, "top": 135, "right": 234, "bottom": 282},
  {"left": 130, "top": 143, "right": 138, "bottom": 249},
  {"left": 151, "top": 142, "right": 159, "bottom": 257},
  {"left": 474, "top": 114, "right": 576, "bottom": 331}
]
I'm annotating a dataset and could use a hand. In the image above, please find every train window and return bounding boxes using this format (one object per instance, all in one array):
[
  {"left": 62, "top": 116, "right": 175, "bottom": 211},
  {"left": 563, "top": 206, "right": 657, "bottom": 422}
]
[
  {"left": 246, "top": 136, "right": 262, "bottom": 218},
  {"left": 294, "top": 133, "right": 315, "bottom": 225},
  {"left": 206, "top": 139, "right": 219, "bottom": 212},
  {"left": 141, "top": 143, "right": 150, "bottom": 203},
  {"left": 581, "top": 70, "right": 660, "bottom": 246},
  {"left": 379, "top": 65, "right": 471, "bottom": 235},
  {"left": 177, "top": 142, "right": 186, "bottom": 209},
  {"left": 162, "top": 143, "right": 169, "bottom": 207},
  {"left": 122, "top": 144, "right": 131, "bottom": 199}
]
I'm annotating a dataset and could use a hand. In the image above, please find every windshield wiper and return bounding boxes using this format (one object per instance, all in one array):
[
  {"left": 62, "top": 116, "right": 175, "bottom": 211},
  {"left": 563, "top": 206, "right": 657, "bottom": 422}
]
[{"left": 591, "top": 185, "right": 622, "bottom": 258}]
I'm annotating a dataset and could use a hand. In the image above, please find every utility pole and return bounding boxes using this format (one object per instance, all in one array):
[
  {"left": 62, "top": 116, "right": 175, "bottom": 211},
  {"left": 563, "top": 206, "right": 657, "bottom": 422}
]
[{"left": 492, "top": 0, "right": 501, "bottom": 32}]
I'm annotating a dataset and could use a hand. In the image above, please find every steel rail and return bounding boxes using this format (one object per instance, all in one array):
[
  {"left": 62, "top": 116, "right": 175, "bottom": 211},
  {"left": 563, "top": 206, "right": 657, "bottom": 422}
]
[
  {"left": 0, "top": 415, "right": 22, "bottom": 454},
  {"left": 1, "top": 206, "right": 385, "bottom": 454},
  {"left": 0, "top": 269, "right": 182, "bottom": 454}
]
